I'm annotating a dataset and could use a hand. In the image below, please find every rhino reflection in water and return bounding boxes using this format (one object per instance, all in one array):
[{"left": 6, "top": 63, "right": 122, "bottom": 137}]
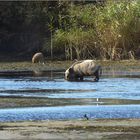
[{"left": 65, "top": 60, "right": 102, "bottom": 82}]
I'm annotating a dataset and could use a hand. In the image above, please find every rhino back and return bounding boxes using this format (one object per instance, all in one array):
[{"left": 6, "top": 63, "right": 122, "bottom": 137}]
[{"left": 73, "top": 60, "right": 97, "bottom": 75}]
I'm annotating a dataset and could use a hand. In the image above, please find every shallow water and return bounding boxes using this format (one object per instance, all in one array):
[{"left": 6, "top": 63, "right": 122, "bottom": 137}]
[
  {"left": 0, "top": 70, "right": 140, "bottom": 122},
  {"left": 0, "top": 105, "right": 140, "bottom": 122}
]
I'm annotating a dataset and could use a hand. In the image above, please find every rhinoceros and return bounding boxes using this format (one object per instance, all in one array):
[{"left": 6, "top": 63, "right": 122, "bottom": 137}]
[
  {"left": 65, "top": 60, "right": 102, "bottom": 81},
  {"left": 32, "top": 52, "right": 45, "bottom": 64}
]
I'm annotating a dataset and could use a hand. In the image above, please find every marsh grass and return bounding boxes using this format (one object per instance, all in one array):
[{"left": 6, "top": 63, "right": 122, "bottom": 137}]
[{"left": 53, "top": 0, "right": 140, "bottom": 60}]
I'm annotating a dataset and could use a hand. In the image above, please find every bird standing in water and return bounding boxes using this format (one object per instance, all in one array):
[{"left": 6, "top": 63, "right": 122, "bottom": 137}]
[{"left": 84, "top": 114, "right": 89, "bottom": 120}]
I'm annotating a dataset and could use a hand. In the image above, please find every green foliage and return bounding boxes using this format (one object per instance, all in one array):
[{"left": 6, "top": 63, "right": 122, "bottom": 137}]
[
  {"left": 53, "top": 0, "right": 140, "bottom": 60},
  {"left": 1, "top": 1, "right": 140, "bottom": 60},
  {"left": 97, "top": 0, "right": 140, "bottom": 60}
]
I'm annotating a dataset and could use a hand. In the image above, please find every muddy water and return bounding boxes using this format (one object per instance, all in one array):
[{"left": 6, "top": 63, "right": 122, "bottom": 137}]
[{"left": 0, "top": 70, "right": 140, "bottom": 122}]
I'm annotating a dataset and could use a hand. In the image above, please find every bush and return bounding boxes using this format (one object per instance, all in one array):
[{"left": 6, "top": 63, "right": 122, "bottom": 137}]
[{"left": 53, "top": 0, "right": 140, "bottom": 60}]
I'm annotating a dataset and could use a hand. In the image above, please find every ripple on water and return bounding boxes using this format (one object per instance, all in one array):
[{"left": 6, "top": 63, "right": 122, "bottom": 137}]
[
  {"left": 0, "top": 71, "right": 140, "bottom": 121},
  {"left": 0, "top": 105, "right": 140, "bottom": 122},
  {"left": 0, "top": 77, "right": 140, "bottom": 100}
]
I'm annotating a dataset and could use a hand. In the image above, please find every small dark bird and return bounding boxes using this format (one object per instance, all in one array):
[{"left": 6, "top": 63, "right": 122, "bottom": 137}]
[{"left": 84, "top": 114, "right": 89, "bottom": 120}]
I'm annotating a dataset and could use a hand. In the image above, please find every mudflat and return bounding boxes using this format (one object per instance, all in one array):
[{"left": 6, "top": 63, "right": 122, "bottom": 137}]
[{"left": 0, "top": 119, "right": 140, "bottom": 140}]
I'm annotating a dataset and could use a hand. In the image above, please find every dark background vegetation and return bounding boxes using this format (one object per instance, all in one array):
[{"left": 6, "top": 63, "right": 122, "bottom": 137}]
[{"left": 0, "top": 0, "right": 140, "bottom": 61}]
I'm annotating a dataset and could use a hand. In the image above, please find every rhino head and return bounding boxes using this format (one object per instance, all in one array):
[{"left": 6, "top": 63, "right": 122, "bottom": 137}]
[{"left": 65, "top": 67, "right": 76, "bottom": 81}]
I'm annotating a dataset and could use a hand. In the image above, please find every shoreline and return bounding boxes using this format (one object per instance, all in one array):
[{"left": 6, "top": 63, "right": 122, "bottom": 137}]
[
  {"left": 0, "top": 118, "right": 140, "bottom": 140},
  {"left": 0, "top": 60, "right": 139, "bottom": 71}
]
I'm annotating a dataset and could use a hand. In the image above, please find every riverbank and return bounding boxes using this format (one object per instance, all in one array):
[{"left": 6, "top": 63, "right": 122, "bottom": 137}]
[
  {"left": 0, "top": 60, "right": 139, "bottom": 78},
  {"left": 0, "top": 60, "right": 139, "bottom": 71},
  {"left": 0, "top": 119, "right": 140, "bottom": 140}
]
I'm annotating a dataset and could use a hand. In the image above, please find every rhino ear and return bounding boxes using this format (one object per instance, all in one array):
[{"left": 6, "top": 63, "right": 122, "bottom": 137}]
[{"left": 69, "top": 68, "right": 74, "bottom": 73}]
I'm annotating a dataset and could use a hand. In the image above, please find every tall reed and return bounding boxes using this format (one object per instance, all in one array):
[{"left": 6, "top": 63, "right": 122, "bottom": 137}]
[{"left": 53, "top": 0, "right": 140, "bottom": 60}]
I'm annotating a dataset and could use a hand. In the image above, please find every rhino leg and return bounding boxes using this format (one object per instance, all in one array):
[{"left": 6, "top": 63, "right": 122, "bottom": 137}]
[
  {"left": 75, "top": 75, "right": 83, "bottom": 81},
  {"left": 79, "top": 76, "right": 83, "bottom": 81},
  {"left": 94, "top": 70, "right": 99, "bottom": 82}
]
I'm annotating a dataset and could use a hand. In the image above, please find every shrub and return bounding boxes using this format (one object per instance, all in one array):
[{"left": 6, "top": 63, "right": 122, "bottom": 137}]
[{"left": 53, "top": 0, "right": 140, "bottom": 60}]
